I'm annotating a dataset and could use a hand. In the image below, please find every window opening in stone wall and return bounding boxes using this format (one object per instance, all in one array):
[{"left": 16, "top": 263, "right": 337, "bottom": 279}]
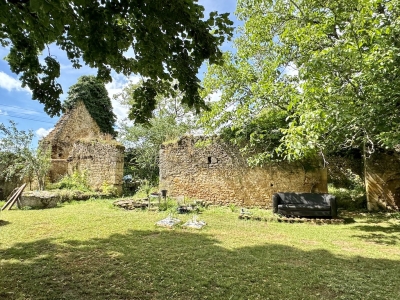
[{"left": 208, "top": 156, "right": 212, "bottom": 164}]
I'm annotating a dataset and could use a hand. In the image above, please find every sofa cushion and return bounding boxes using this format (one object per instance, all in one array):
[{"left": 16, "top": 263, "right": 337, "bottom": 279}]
[{"left": 278, "top": 204, "right": 331, "bottom": 211}]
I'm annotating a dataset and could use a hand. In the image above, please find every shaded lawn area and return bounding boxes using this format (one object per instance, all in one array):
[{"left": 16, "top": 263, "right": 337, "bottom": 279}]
[{"left": 0, "top": 200, "right": 400, "bottom": 299}]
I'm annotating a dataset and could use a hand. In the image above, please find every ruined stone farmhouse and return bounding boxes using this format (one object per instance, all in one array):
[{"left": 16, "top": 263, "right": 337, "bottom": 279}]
[
  {"left": 42, "top": 101, "right": 124, "bottom": 194},
  {"left": 159, "top": 135, "right": 328, "bottom": 208}
]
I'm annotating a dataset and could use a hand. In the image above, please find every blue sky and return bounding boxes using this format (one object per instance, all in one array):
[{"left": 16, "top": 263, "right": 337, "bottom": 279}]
[{"left": 0, "top": 0, "right": 239, "bottom": 147}]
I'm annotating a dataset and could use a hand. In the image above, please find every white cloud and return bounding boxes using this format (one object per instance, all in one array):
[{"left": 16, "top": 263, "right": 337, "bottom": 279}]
[
  {"left": 0, "top": 109, "right": 8, "bottom": 116},
  {"left": 0, "top": 72, "right": 31, "bottom": 93},
  {"left": 36, "top": 127, "right": 53, "bottom": 139},
  {"left": 207, "top": 90, "right": 222, "bottom": 103},
  {"left": 105, "top": 74, "right": 140, "bottom": 123}
]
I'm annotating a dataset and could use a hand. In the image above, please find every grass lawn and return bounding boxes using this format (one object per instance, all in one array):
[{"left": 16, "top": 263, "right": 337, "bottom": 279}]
[{"left": 1, "top": 199, "right": 400, "bottom": 300}]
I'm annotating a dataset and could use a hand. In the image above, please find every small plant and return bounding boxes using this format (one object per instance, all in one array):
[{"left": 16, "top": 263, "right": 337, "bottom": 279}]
[
  {"left": 158, "top": 197, "right": 177, "bottom": 211},
  {"left": 53, "top": 169, "right": 91, "bottom": 192},
  {"left": 228, "top": 203, "right": 237, "bottom": 212},
  {"left": 137, "top": 180, "right": 153, "bottom": 198},
  {"left": 101, "top": 181, "right": 118, "bottom": 196}
]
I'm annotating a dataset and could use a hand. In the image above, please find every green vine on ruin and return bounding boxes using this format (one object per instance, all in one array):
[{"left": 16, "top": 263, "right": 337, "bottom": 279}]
[{"left": 63, "top": 75, "right": 116, "bottom": 137}]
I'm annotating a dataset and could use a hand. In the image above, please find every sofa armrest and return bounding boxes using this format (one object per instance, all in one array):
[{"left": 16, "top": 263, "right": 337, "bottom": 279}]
[
  {"left": 329, "top": 196, "right": 337, "bottom": 218},
  {"left": 272, "top": 193, "right": 280, "bottom": 214}
]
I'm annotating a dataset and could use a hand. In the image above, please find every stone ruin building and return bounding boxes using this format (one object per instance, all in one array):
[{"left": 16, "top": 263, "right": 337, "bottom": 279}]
[
  {"left": 41, "top": 101, "right": 124, "bottom": 194},
  {"left": 159, "top": 135, "right": 400, "bottom": 211},
  {"left": 159, "top": 135, "right": 328, "bottom": 208}
]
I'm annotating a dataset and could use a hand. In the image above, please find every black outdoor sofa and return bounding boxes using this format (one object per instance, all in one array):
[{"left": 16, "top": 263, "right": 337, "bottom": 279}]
[{"left": 272, "top": 192, "right": 337, "bottom": 218}]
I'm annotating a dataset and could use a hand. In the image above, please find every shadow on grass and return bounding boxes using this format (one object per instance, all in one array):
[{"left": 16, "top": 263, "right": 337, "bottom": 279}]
[
  {"left": 351, "top": 223, "right": 400, "bottom": 245},
  {"left": 0, "top": 220, "right": 10, "bottom": 226},
  {"left": 1, "top": 230, "right": 400, "bottom": 300}
]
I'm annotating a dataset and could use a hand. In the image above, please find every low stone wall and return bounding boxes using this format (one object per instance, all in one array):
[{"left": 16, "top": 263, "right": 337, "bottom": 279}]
[
  {"left": 159, "top": 136, "right": 328, "bottom": 208},
  {"left": 68, "top": 140, "right": 124, "bottom": 194}
]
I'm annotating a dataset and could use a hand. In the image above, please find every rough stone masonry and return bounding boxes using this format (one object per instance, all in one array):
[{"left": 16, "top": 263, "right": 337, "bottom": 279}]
[{"left": 159, "top": 135, "right": 328, "bottom": 208}]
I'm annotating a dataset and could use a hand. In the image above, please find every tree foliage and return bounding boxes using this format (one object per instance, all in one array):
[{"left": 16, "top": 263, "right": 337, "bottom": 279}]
[
  {"left": 117, "top": 81, "right": 196, "bottom": 183},
  {"left": 0, "top": 0, "right": 233, "bottom": 123},
  {"left": 0, "top": 121, "right": 51, "bottom": 190},
  {"left": 202, "top": 0, "right": 400, "bottom": 163},
  {"left": 63, "top": 75, "right": 116, "bottom": 136}
]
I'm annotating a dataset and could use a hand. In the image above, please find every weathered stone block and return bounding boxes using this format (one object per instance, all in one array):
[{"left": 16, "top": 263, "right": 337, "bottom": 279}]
[{"left": 21, "top": 191, "right": 60, "bottom": 208}]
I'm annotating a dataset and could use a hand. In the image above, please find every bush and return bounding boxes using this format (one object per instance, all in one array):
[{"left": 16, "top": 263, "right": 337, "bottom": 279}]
[
  {"left": 50, "top": 170, "right": 91, "bottom": 192},
  {"left": 328, "top": 185, "right": 366, "bottom": 210},
  {"left": 328, "top": 169, "right": 367, "bottom": 210},
  {"left": 100, "top": 181, "right": 118, "bottom": 196}
]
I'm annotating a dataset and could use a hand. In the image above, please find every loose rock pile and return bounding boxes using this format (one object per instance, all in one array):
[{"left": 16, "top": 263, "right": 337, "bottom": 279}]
[
  {"left": 239, "top": 213, "right": 345, "bottom": 224},
  {"left": 113, "top": 199, "right": 149, "bottom": 210}
]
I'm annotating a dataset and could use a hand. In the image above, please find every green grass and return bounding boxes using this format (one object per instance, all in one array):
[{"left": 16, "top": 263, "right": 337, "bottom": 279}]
[{"left": 1, "top": 200, "right": 400, "bottom": 299}]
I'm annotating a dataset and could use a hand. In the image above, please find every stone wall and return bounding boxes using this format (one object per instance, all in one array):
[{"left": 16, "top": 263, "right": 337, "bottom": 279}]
[
  {"left": 68, "top": 140, "right": 124, "bottom": 194},
  {"left": 42, "top": 101, "right": 103, "bottom": 160},
  {"left": 365, "top": 151, "right": 400, "bottom": 210},
  {"left": 41, "top": 100, "right": 124, "bottom": 195},
  {"left": 159, "top": 136, "right": 328, "bottom": 207}
]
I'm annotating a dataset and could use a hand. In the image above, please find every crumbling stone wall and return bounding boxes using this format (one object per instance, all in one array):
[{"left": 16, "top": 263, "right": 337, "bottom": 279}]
[
  {"left": 365, "top": 151, "right": 400, "bottom": 210},
  {"left": 41, "top": 101, "right": 124, "bottom": 194},
  {"left": 42, "top": 101, "right": 103, "bottom": 160},
  {"left": 159, "top": 136, "right": 328, "bottom": 207},
  {"left": 68, "top": 140, "right": 124, "bottom": 194}
]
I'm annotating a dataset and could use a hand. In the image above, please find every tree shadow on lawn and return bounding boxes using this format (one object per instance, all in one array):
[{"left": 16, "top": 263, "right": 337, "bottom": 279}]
[
  {"left": 0, "top": 220, "right": 10, "bottom": 226},
  {"left": 0, "top": 230, "right": 399, "bottom": 300},
  {"left": 351, "top": 223, "right": 400, "bottom": 245}
]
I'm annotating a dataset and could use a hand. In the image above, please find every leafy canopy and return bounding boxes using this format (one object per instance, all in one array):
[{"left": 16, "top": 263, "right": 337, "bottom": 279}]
[
  {"left": 117, "top": 80, "right": 196, "bottom": 183},
  {"left": 202, "top": 0, "right": 400, "bottom": 163},
  {"left": 64, "top": 75, "right": 116, "bottom": 137},
  {"left": 1, "top": 0, "right": 233, "bottom": 123}
]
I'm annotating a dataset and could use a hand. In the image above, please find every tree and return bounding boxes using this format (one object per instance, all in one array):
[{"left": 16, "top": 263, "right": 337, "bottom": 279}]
[
  {"left": 63, "top": 75, "right": 116, "bottom": 136},
  {"left": 117, "top": 81, "right": 196, "bottom": 183},
  {"left": 1, "top": 0, "right": 233, "bottom": 123},
  {"left": 201, "top": 0, "right": 400, "bottom": 163},
  {"left": 0, "top": 121, "right": 51, "bottom": 190}
]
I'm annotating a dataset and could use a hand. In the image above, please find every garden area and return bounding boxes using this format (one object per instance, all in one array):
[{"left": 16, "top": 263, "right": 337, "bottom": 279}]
[{"left": 1, "top": 198, "right": 400, "bottom": 300}]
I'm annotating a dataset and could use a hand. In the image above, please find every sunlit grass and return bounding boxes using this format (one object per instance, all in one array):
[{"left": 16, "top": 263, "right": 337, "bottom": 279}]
[{"left": 1, "top": 200, "right": 400, "bottom": 299}]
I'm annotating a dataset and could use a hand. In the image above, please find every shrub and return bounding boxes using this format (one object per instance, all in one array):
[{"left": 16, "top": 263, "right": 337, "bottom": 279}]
[
  {"left": 100, "top": 181, "right": 118, "bottom": 196},
  {"left": 52, "top": 170, "right": 91, "bottom": 192}
]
